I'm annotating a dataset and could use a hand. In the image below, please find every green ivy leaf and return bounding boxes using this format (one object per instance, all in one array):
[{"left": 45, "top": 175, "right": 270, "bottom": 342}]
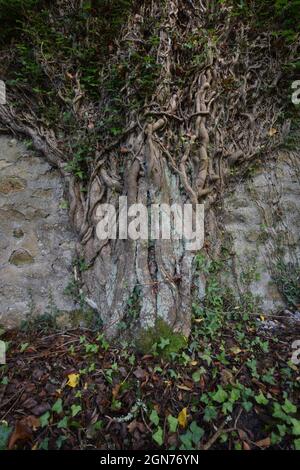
[
  {"left": 152, "top": 426, "right": 163, "bottom": 446},
  {"left": 180, "top": 431, "right": 193, "bottom": 449},
  {"left": 52, "top": 398, "right": 63, "bottom": 414},
  {"left": 230, "top": 388, "right": 241, "bottom": 403},
  {"left": 0, "top": 423, "right": 12, "bottom": 450},
  {"left": 56, "top": 435, "right": 68, "bottom": 450},
  {"left": 204, "top": 405, "right": 217, "bottom": 422},
  {"left": 57, "top": 416, "right": 68, "bottom": 429},
  {"left": 71, "top": 404, "right": 82, "bottom": 417},
  {"left": 273, "top": 402, "right": 290, "bottom": 422},
  {"left": 192, "top": 368, "right": 205, "bottom": 382},
  {"left": 158, "top": 338, "right": 170, "bottom": 350},
  {"left": 212, "top": 386, "right": 228, "bottom": 403},
  {"left": 271, "top": 432, "right": 282, "bottom": 445},
  {"left": 282, "top": 399, "right": 297, "bottom": 415},
  {"left": 20, "top": 342, "right": 29, "bottom": 353},
  {"left": 291, "top": 418, "right": 300, "bottom": 436},
  {"left": 294, "top": 438, "right": 300, "bottom": 450},
  {"left": 128, "top": 354, "right": 135, "bottom": 365},
  {"left": 190, "top": 421, "right": 204, "bottom": 445},
  {"left": 222, "top": 401, "right": 233, "bottom": 414},
  {"left": 40, "top": 411, "right": 50, "bottom": 428},
  {"left": 201, "top": 353, "right": 212, "bottom": 366},
  {"left": 255, "top": 391, "right": 269, "bottom": 405},
  {"left": 242, "top": 401, "right": 253, "bottom": 412},
  {"left": 39, "top": 438, "right": 49, "bottom": 450},
  {"left": 150, "top": 409, "right": 160, "bottom": 426},
  {"left": 167, "top": 415, "right": 178, "bottom": 433},
  {"left": 277, "top": 424, "right": 287, "bottom": 437}
]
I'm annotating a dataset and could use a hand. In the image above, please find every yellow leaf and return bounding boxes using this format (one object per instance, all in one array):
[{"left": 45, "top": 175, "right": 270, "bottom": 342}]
[
  {"left": 190, "top": 360, "right": 198, "bottom": 366},
  {"left": 178, "top": 407, "right": 188, "bottom": 428},
  {"left": 230, "top": 346, "right": 242, "bottom": 355},
  {"left": 67, "top": 373, "right": 80, "bottom": 388},
  {"left": 260, "top": 315, "right": 265, "bottom": 321},
  {"left": 268, "top": 127, "right": 277, "bottom": 137}
]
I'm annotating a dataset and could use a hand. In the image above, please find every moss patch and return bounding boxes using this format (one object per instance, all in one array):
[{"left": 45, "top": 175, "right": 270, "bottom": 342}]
[{"left": 135, "top": 319, "right": 187, "bottom": 358}]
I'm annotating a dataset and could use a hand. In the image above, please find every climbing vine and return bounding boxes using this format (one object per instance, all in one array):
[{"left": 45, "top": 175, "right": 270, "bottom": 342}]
[{"left": 0, "top": 0, "right": 299, "bottom": 335}]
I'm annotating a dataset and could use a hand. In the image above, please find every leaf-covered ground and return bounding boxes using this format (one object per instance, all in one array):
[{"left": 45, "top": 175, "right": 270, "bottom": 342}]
[{"left": 0, "top": 304, "right": 299, "bottom": 451}]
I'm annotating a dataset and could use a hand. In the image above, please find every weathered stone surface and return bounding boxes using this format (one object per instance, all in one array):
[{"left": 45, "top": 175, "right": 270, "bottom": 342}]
[
  {"left": 221, "top": 152, "right": 300, "bottom": 314},
  {"left": 0, "top": 136, "right": 76, "bottom": 327},
  {"left": 0, "top": 134, "right": 299, "bottom": 329}
]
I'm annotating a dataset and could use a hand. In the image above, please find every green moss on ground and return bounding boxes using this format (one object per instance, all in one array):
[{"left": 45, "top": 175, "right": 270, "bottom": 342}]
[{"left": 136, "top": 319, "right": 187, "bottom": 357}]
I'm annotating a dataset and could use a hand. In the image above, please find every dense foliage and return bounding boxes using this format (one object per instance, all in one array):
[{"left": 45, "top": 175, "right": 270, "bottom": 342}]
[{"left": 231, "top": 0, "right": 300, "bottom": 41}]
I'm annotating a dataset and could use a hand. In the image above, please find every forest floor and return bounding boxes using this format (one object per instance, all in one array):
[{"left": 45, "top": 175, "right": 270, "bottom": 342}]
[{"left": 0, "top": 308, "right": 300, "bottom": 451}]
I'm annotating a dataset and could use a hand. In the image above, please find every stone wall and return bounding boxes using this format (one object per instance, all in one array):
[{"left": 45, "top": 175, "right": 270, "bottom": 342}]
[
  {"left": 221, "top": 151, "right": 300, "bottom": 313},
  {"left": 0, "top": 136, "right": 76, "bottom": 327},
  {"left": 0, "top": 134, "right": 299, "bottom": 328}
]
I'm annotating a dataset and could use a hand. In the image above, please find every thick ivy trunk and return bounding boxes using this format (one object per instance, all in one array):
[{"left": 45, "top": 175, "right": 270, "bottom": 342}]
[{"left": 80, "top": 138, "right": 196, "bottom": 337}]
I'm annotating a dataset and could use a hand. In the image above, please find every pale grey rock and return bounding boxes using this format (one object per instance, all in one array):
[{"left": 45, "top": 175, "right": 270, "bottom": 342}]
[
  {"left": 0, "top": 135, "right": 76, "bottom": 327},
  {"left": 222, "top": 152, "right": 300, "bottom": 314}
]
